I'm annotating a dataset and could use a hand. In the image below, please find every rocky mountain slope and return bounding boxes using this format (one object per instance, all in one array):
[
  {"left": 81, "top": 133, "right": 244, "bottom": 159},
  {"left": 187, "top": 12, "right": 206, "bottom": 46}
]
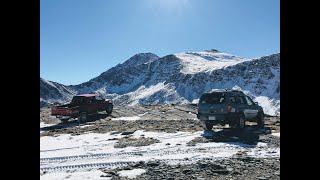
[
  {"left": 40, "top": 78, "right": 76, "bottom": 107},
  {"left": 40, "top": 50, "right": 280, "bottom": 115}
]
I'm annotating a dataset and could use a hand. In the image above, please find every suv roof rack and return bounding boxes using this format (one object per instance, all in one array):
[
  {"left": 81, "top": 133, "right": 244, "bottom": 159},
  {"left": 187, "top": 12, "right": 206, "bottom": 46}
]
[
  {"left": 206, "top": 89, "right": 244, "bottom": 94},
  {"left": 231, "top": 90, "right": 244, "bottom": 94}
]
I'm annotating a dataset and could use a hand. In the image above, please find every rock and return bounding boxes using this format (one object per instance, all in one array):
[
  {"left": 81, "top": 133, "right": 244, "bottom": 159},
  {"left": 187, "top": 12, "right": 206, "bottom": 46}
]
[
  {"left": 232, "top": 171, "right": 241, "bottom": 175},
  {"left": 166, "top": 143, "right": 170, "bottom": 145},
  {"left": 256, "top": 176, "right": 267, "bottom": 180},
  {"left": 174, "top": 169, "right": 180, "bottom": 173},
  {"left": 100, "top": 174, "right": 112, "bottom": 177},
  {"left": 123, "top": 166, "right": 132, "bottom": 170},
  {"left": 147, "top": 161, "right": 160, "bottom": 167},
  {"left": 227, "top": 167, "right": 234, "bottom": 172},
  {"left": 102, "top": 170, "right": 117, "bottom": 175},
  {"left": 274, "top": 171, "right": 280, "bottom": 176},
  {"left": 182, "top": 169, "right": 191, "bottom": 174},
  {"left": 121, "top": 129, "right": 136, "bottom": 135},
  {"left": 198, "top": 162, "right": 208, "bottom": 168},
  {"left": 212, "top": 170, "right": 229, "bottom": 175}
]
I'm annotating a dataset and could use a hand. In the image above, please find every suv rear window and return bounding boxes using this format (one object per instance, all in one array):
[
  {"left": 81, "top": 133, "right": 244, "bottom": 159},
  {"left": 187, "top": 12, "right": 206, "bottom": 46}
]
[{"left": 200, "top": 93, "right": 225, "bottom": 104}]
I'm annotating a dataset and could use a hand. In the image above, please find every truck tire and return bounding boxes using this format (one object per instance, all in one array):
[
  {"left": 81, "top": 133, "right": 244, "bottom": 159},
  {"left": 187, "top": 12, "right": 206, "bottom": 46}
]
[
  {"left": 78, "top": 112, "right": 87, "bottom": 123},
  {"left": 106, "top": 104, "right": 113, "bottom": 115},
  {"left": 257, "top": 113, "right": 265, "bottom": 128}
]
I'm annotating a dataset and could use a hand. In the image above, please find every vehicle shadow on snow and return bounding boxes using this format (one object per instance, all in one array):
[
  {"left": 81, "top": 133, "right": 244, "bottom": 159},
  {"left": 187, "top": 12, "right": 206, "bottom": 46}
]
[
  {"left": 40, "top": 121, "right": 80, "bottom": 132},
  {"left": 40, "top": 114, "right": 110, "bottom": 132},
  {"left": 201, "top": 125, "right": 273, "bottom": 147},
  {"left": 86, "top": 113, "right": 110, "bottom": 122}
]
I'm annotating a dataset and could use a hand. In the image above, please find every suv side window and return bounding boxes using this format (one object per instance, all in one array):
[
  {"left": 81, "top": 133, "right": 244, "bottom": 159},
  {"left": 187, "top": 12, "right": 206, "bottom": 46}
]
[
  {"left": 244, "top": 96, "right": 254, "bottom": 106},
  {"left": 229, "top": 96, "right": 236, "bottom": 103},
  {"left": 236, "top": 96, "right": 245, "bottom": 104}
]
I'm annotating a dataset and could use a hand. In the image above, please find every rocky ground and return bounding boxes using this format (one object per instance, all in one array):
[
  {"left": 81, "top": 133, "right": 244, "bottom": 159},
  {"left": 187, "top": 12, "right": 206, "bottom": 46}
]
[{"left": 40, "top": 105, "right": 280, "bottom": 179}]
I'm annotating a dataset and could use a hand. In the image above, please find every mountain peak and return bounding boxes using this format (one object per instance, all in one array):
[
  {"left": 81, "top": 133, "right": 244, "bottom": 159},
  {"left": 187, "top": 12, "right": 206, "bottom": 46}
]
[
  {"left": 204, "top": 49, "right": 220, "bottom": 53},
  {"left": 121, "top": 53, "right": 159, "bottom": 67},
  {"left": 132, "top": 52, "right": 159, "bottom": 58}
]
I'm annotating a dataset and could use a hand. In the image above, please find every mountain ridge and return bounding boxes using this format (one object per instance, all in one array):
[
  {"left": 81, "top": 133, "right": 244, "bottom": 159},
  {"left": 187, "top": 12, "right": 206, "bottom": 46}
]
[{"left": 40, "top": 50, "right": 280, "bottom": 115}]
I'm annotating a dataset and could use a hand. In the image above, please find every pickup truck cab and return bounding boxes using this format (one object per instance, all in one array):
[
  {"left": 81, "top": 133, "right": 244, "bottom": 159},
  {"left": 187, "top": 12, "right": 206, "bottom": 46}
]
[{"left": 51, "top": 94, "right": 113, "bottom": 123}]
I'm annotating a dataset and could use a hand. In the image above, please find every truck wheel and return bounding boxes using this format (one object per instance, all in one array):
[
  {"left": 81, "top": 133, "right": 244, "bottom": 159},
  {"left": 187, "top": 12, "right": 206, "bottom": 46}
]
[
  {"left": 78, "top": 112, "right": 87, "bottom": 123},
  {"left": 257, "top": 113, "right": 265, "bottom": 128},
  {"left": 106, "top": 104, "right": 113, "bottom": 115}
]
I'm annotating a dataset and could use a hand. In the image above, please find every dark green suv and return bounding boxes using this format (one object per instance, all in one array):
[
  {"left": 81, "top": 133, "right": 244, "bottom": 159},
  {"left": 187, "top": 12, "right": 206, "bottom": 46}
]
[{"left": 196, "top": 90, "right": 264, "bottom": 130}]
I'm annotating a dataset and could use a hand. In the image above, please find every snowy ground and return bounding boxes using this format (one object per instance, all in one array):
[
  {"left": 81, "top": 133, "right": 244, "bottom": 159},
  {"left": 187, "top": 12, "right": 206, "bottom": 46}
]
[{"left": 40, "top": 105, "right": 280, "bottom": 179}]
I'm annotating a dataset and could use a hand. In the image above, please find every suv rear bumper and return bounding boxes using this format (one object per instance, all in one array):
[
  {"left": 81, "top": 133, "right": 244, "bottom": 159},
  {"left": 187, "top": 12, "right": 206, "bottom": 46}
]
[{"left": 197, "top": 113, "right": 237, "bottom": 124}]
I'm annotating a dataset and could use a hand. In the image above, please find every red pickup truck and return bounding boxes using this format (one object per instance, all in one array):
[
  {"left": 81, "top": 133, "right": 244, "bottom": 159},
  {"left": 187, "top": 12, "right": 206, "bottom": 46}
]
[{"left": 51, "top": 94, "right": 113, "bottom": 123}]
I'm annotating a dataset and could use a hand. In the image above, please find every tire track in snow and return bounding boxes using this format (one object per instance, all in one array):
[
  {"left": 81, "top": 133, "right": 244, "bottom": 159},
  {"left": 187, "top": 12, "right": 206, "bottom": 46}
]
[
  {"left": 40, "top": 151, "right": 146, "bottom": 164},
  {"left": 40, "top": 161, "right": 134, "bottom": 173},
  {"left": 41, "top": 144, "right": 279, "bottom": 173},
  {"left": 41, "top": 145, "right": 246, "bottom": 164}
]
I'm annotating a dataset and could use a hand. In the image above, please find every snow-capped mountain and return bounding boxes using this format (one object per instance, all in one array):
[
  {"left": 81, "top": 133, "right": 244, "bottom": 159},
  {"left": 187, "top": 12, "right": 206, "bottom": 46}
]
[
  {"left": 40, "top": 50, "right": 280, "bottom": 115},
  {"left": 40, "top": 78, "right": 76, "bottom": 107}
]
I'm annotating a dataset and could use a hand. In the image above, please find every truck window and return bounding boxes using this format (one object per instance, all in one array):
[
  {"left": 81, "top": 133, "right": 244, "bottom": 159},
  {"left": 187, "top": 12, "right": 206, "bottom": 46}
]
[
  {"left": 95, "top": 96, "right": 103, "bottom": 101},
  {"left": 200, "top": 93, "right": 225, "bottom": 104},
  {"left": 71, "top": 96, "right": 83, "bottom": 104}
]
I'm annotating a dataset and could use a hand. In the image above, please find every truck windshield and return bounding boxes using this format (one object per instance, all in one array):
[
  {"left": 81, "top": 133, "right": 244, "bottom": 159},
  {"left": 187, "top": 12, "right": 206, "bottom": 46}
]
[{"left": 200, "top": 93, "right": 225, "bottom": 104}]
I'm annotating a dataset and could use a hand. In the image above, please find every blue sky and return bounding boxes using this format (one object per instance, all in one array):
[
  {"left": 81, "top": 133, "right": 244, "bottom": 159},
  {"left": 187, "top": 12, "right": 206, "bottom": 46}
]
[{"left": 40, "top": 0, "right": 280, "bottom": 85}]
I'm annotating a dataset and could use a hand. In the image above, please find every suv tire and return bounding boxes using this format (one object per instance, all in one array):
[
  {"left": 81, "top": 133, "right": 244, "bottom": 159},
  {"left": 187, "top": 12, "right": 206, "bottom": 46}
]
[
  {"left": 257, "top": 113, "right": 265, "bottom": 128},
  {"left": 235, "top": 114, "right": 245, "bottom": 129},
  {"left": 204, "top": 123, "right": 213, "bottom": 130}
]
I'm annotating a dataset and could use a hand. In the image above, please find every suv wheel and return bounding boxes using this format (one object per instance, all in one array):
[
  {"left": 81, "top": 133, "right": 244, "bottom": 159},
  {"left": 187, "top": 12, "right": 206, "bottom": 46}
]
[
  {"left": 257, "top": 113, "right": 265, "bottom": 128},
  {"left": 235, "top": 114, "right": 245, "bottom": 129},
  {"left": 203, "top": 123, "right": 213, "bottom": 131},
  {"left": 78, "top": 112, "right": 87, "bottom": 123}
]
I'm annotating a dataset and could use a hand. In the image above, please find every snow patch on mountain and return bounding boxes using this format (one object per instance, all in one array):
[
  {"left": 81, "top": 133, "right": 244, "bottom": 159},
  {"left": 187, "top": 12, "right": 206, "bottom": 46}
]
[{"left": 175, "top": 51, "right": 249, "bottom": 74}]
